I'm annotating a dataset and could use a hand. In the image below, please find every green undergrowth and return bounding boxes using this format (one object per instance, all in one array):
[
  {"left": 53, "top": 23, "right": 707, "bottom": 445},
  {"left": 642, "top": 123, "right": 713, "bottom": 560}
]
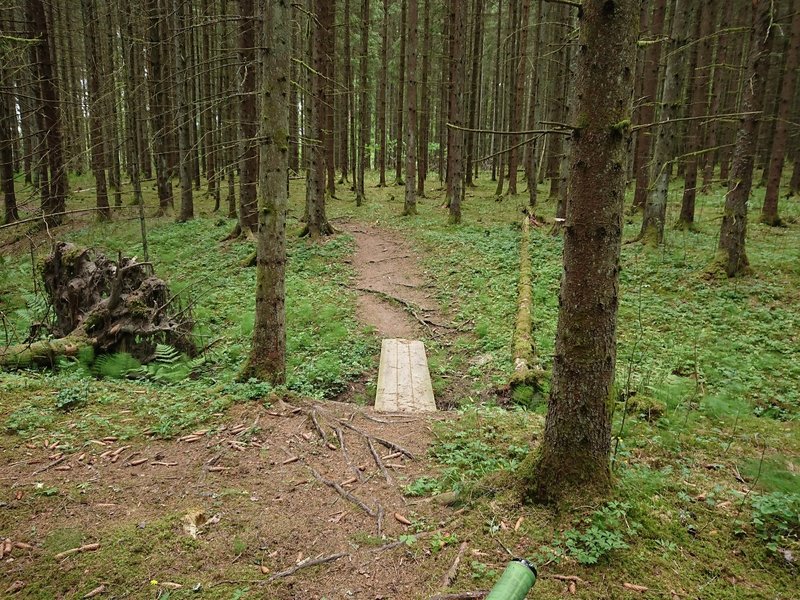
[
  {"left": 406, "top": 406, "right": 798, "bottom": 597},
  {"left": 1, "top": 185, "right": 375, "bottom": 443}
]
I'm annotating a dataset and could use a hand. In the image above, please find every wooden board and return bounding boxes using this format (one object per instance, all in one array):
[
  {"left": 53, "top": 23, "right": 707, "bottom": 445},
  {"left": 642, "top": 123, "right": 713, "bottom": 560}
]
[{"left": 375, "top": 339, "right": 436, "bottom": 412}]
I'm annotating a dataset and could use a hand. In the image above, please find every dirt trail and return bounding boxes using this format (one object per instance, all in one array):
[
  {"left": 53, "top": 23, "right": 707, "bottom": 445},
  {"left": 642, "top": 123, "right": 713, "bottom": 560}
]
[
  {"left": 0, "top": 401, "right": 462, "bottom": 599},
  {"left": 340, "top": 222, "right": 442, "bottom": 340}
]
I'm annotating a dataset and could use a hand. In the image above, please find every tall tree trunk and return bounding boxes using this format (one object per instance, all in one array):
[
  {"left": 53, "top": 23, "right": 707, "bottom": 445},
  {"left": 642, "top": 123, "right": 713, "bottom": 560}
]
[
  {"left": 81, "top": 0, "right": 110, "bottom": 221},
  {"left": 289, "top": 15, "right": 300, "bottom": 174},
  {"left": 677, "top": 0, "right": 714, "bottom": 228},
  {"left": 242, "top": 0, "right": 290, "bottom": 384},
  {"left": 490, "top": 0, "right": 504, "bottom": 182},
  {"left": 174, "top": 0, "right": 194, "bottom": 222},
  {"left": 416, "top": 0, "right": 431, "bottom": 197},
  {"left": 717, "top": 1, "right": 774, "bottom": 276},
  {"left": 303, "top": 0, "right": 335, "bottom": 235},
  {"left": 340, "top": 0, "right": 352, "bottom": 183},
  {"left": 201, "top": 0, "right": 218, "bottom": 207},
  {"left": 464, "top": 0, "right": 483, "bottom": 187},
  {"left": 395, "top": 0, "right": 407, "bottom": 186},
  {"left": 507, "top": 0, "right": 530, "bottom": 196},
  {"left": 524, "top": 0, "right": 543, "bottom": 209},
  {"left": 355, "top": 0, "right": 370, "bottom": 205},
  {"left": 147, "top": 0, "right": 173, "bottom": 214},
  {"left": 446, "top": 0, "right": 466, "bottom": 223},
  {"left": 321, "top": 0, "right": 336, "bottom": 197},
  {"left": 761, "top": 0, "right": 800, "bottom": 226},
  {"left": 0, "top": 16, "right": 19, "bottom": 224},
  {"left": 377, "top": 0, "right": 388, "bottom": 187},
  {"left": 701, "top": 0, "right": 732, "bottom": 192},
  {"left": 639, "top": 0, "right": 693, "bottom": 246},
  {"left": 631, "top": 0, "right": 666, "bottom": 211},
  {"left": 27, "top": 0, "right": 68, "bottom": 225},
  {"left": 520, "top": 0, "right": 638, "bottom": 505},
  {"left": 403, "top": 0, "right": 418, "bottom": 215},
  {"left": 238, "top": 0, "right": 258, "bottom": 232}
]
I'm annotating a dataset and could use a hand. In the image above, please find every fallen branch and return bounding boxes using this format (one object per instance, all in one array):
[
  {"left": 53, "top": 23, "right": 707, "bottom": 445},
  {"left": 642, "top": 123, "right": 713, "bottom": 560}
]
[
  {"left": 440, "top": 541, "right": 468, "bottom": 588},
  {"left": 31, "top": 455, "right": 67, "bottom": 475},
  {"left": 268, "top": 552, "right": 347, "bottom": 580},
  {"left": 367, "top": 437, "right": 392, "bottom": 483},
  {"left": 54, "top": 542, "right": 100, "bottom": 560},
  {"left": 336, "top": 427, "right": 365, "bottom": 482},
  {"left": 429, "top": 592, "right": 489, "bottom": 600},
  {"left": 337, "top": 420, "right": 415, "bottom": 459},
  {"left": 510, "top": 215, "right": 545, "bottom": 390},
  {"left": 549, "top": 575, "right": 588, "bottom": 584},
  {"left": 308, "top": 466, "right": 377, "bottom": 516}
]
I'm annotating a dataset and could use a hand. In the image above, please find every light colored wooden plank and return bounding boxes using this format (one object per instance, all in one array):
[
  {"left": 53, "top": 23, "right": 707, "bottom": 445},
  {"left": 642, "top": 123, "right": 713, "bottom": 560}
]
[
  {"left": 375, "top": 339, "right": 399, "bottom": 412},
  {"left": 408, "top": 341, "right": 436, "bottom": 412},
  {"left": 375, "top": 338, "right": 436, "bottom": 413}
]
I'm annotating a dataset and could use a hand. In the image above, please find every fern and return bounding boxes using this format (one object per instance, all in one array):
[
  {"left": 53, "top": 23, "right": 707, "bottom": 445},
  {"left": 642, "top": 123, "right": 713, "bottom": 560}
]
[
  {"left": 93, "top": 352, "right": 142, "bottom": 379},
  {"left": 142, "top": 344, "right": 196, "bottom": 383}
]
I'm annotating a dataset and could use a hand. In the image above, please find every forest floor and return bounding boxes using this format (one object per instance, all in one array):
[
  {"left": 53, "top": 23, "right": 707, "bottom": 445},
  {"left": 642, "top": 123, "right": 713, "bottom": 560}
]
[{"left": 1, "top": 172, "right": 799, "bottom": 598}]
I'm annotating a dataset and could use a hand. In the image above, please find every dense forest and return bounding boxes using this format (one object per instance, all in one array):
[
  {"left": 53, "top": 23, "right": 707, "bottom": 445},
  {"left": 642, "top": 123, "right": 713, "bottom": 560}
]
[{"left": 1, "top": 0, "right": 798, "bottom": 598}]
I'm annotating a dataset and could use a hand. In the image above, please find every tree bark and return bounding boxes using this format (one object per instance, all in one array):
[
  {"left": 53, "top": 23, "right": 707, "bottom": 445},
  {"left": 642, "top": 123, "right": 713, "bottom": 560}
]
[
  {"left": 395, "top": 0, "right": 407, "bottom": 186},
  {"left": 238, "top": 0, "right": 258, "bottom": 232},
  {"left": 464, "top": 0, "right": 484, "bottom": 187},
  {"left": 761, "top": 0, "right": 800, "bottom": 226},
  {"left": 0, "top": 22, "right": 19, "bottom": 224},
  {"left": 27, "top": 0, "right": 68, "bottom": 226},
  {"left": 303, "top": 0, "right": 334, "bottom": 236},
  {"left": 81, "top": 0, "right": 111, "bottom": 221},
  {"left": 147, "top": 0, "right": 174, "bottom": 214},
  {"left": 377, "top": 0, "right": 388, "bottom": 187},
  {"left": 417, "top": 0, "right": 431, "bottom": 197},
  {"left": 638, "top": 0, "right": 693, "bottom": 246},
  {"left": 507, "top": 0, "right": 531, "bottom": 196},
  {"left": 631, "top": 0, "right": 666, "bottom": 211},
  {"left": 520, "top": 0, "right": 638, "bottom": 505},
  {"left": 241, "top": 0, "right": 290, "bottom": 384},
  {"left": 173, "top": 0, "right": 194, "bottom": 222},
  {"left": 403, "top": 0, "right": 418, "bottom": 215},
  {"left": 355, "top": 0, "right": 370, "bottom": 206},
  {"left": 677, "top": 0, "right": 714, "bottom": 228},
  {"left": 717, "top": 0, "right": 774, "bottom": 276},
  {"left": 446, "top": 0, "right": 466, "bottom": 223}
]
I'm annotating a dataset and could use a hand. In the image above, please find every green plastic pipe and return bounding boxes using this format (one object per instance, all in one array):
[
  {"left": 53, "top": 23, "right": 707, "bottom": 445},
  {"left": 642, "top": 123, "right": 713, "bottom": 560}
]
[{"left": 485, "top": 559, "right": 538, "bottom": 600}]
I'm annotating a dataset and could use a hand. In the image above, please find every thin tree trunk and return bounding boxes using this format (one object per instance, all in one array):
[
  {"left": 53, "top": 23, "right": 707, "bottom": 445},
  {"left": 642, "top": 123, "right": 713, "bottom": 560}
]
[
  {"left": 242, "top": 0, "right": 290, "bottom": 384},
  {"left": 403, "top": 0, "right": 418, "bottom": 215},
  {"left": 639, "top": 0, "right": 693, "bottom": 246},
  {"left": 761, "top": 0, "right": 800, "bottom": 226},
  {"left": 377, "top": 0, "right": 388, "bottom": 187},
  {"left": 340, "top": 0, "right": 352, "bottom": 183},
  {"left": 508, "top": 0, "right": 530, "bottom": 196},
  {"left": 464, "top": 0, "right": 483, "bottom": 187},
  {"left": 717, "top": 1, "right": 774, "bottom": 277},
  {"left": 524, "top": 0, "right": 543, "bottom": 209},
  {"left": 447, "top": 0, "right": 466, "bottom": 223},
  {"left": 355, "top": 0, "right": 370, "bottom": 205},
  {"left": 416, "top": 0, "right": 431, "bottom": 197},
  {"left": 631, "top": 0, "right": 666, "bottom": 211},
  {"left": 147, "top": 0, "right": 173, "bottom": 214},
  {"left": 27, "top": 0, "right": 68, "bottom": 226},
  {"left": 238, "top": 0, "right": 258, "bottom": 232},
  {"left": 395, "top": 0, "right": 407, "bottom": 186},
  {"left": 81, "top": 0, "right": 110, "bottom": 221},
  {"left": 174, "top": 0, "right": 194, "bottom": 222},
  {"left": 677, "top": 0, "right": 714, "bottom": 228}
]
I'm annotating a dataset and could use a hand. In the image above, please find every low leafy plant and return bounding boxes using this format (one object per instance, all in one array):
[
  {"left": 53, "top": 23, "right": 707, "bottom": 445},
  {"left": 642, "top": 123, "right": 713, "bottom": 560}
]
[{"left": 750, "top": 492, "right": 800, "bottom": 556}]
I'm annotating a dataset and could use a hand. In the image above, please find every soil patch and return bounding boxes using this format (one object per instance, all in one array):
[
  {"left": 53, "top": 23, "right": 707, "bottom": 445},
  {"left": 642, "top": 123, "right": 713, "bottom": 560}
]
[
  {"left": 0, "top": 400, "right": 466, "bottom": 599},
  {"left": 340, "top": 222, "right": 442, "bottom": 340}
]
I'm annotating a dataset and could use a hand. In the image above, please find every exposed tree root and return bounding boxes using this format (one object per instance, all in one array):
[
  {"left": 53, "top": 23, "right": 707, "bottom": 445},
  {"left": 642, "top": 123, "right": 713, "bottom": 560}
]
[{"left": 0, "top": 242, "right": 193, "bottom": 369}]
